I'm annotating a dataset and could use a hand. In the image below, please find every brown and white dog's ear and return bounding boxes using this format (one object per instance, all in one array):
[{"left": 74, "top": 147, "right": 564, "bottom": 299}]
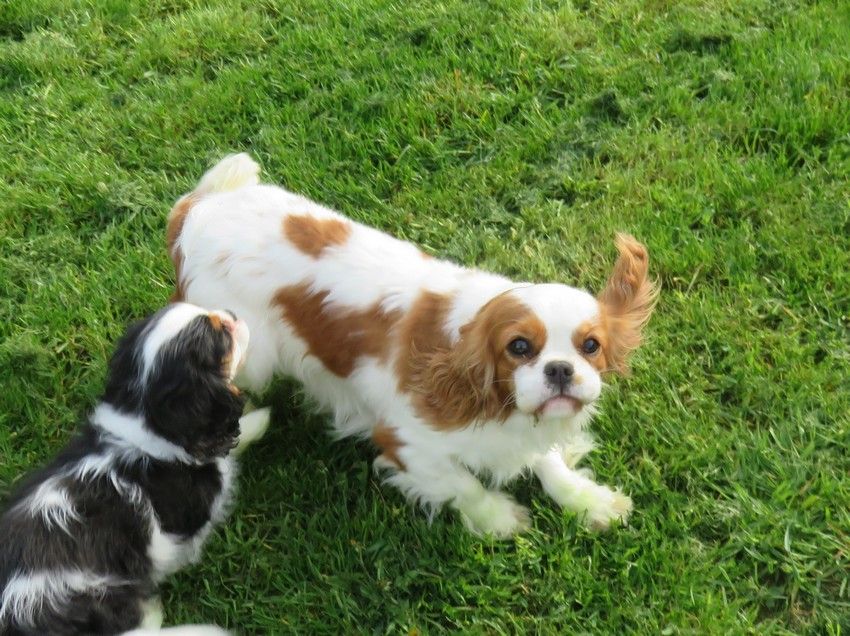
[
  {"left": 419, "top": 327, "right": 499, "bottom": 429},
  {"left": 597, "top": 233, "right": 660, "bottom": 375},
  {"left": 413, "top": 293, "right": 543, "bottom": 428}
]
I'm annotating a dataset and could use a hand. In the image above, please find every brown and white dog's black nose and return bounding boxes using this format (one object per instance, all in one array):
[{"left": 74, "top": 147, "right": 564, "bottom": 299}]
[{"left": 544, "top": 360, "right": 574, "bottom": 392}]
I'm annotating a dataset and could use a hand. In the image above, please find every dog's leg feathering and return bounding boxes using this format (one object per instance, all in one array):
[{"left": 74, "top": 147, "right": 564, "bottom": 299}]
[
  {"left": 381, "top": 450, "right": 530, "bottom": 538},
  {"left": 534, "top": 448, "right": 632, "bottom": 530}
]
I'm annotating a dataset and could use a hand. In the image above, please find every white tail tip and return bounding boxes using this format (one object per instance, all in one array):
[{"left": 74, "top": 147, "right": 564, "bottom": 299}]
[{"left": 195, "top": 153, "right": 260, "bottom": 196}]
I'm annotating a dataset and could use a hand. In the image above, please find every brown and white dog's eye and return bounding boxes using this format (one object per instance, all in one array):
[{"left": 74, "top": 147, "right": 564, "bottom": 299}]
[
  {"left": 581, "top": 337, "right": 600, "bottom": 354},
  {"left": 507, "top": 337, "right": 534, "bottom": 358}
]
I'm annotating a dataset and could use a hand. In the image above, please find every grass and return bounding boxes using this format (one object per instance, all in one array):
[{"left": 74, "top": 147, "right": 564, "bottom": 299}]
[{"left": 1, "top": 0, "right": 849, "bottom": 633}]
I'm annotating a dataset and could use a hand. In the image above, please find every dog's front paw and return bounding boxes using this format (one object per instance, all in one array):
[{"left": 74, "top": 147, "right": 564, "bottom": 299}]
[
  {"left": 579, "top": 487, "right": 632, "bottom": 531},
  {"left": 234, "top": 407, "right": 271, "bottom": 455},
  {"left": 457, "top": 492, "right": 531, "bottom": 538}
]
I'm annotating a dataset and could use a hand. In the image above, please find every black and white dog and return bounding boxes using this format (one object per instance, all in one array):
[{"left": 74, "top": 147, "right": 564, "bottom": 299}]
[{"left": 0, "top": 303, "right": 270, "bottom": 635}]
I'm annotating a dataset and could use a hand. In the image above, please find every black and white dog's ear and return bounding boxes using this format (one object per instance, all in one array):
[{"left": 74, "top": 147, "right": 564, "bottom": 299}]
[
  {"left": 143, "top": 316, "right": 245, "bottom": 460},
  {"left": 102, "top": 314, "right": 160, "bottom": 413}
]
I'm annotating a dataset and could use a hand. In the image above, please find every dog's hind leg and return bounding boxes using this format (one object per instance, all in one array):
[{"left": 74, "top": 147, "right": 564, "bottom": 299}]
[{"left": 380, "top": 448, "right": 530, "bottom": 538}]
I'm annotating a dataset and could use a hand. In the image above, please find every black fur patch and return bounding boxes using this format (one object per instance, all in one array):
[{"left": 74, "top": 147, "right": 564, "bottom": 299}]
[
  {"left": 143, "top": 315, "right": 244, "bottom": 461},
  {"left": 0, "top": 448, "right": 156, "bottom": 634},
  {"left": 119, "top": 458, "right": 223, "bottom": 537}
]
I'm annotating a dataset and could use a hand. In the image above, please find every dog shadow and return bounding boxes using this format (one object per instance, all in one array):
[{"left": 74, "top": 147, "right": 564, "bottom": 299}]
[{"left": 160, "top": 379, "right": 615, "bottom": 631}]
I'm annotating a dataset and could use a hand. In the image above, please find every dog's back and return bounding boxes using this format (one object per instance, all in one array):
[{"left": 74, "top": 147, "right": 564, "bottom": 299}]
[{"left": 0, "top": 427, "right": 153, "bottom": 634}]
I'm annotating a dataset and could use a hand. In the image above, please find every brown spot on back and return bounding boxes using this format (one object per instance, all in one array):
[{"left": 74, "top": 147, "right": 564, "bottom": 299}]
[
  {"left": 283, "top": 214, "right": 351, "bottom": 258},
  {"left": 273, "top": 283, "right": 401, "bottom": 377},
  {"left": 221, "top": 346, "right": 234, "bottom": 380},
  {"left": 399, "top": 291, "right": 546, "bottom": 429},
  {"left": 166, "top": 194, "right": 197, "bottom": 256},
  {"left": 372, "top": 421, "right": 405, "bottom": 470},
  {"left": 166, "top": 193, "right": 199, "bottom": 302}
]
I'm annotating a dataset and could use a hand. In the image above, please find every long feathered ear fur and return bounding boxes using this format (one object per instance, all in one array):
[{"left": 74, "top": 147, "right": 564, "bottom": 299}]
[
  {"left": 410, "top": 292, "right": 543, "bottom": 428},
  {"left": 598, "top": 233, "right": 660, "bottom": 375},
  {"left": 102, "top": 315, "right": 159, "bottom": 414},
  {"left": 143, "top": 318, "right": 246, "bottom": 460},
  {"left": 419, "top": 331, "right": 500, "bottom": 428}
]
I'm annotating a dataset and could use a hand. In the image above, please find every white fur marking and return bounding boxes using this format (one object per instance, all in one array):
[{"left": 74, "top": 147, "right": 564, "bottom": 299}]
[
  {"left": 147, "top": 520, "right": 187, "bottom": 582},
  {"left": 141, "top": 303, "right": 208, "bottom": 381},
  {"left": 534, "top": 448, "right": 632, "bottom": 529},
  {"left": 457, "top": 493, "right": 531, "bottom": 538},
  {"left": 91, "top": 403, "right": 194, "bottom": 464},
  {"left": 0, "top": 570, "right": 120, "bottom": 627},
  {"left": 73, "top": 450, "right": 148, "bottom": 509},
  {"left": 194, "top": 153, "right": 259, "bottom": 196},
  {"left": 138, "top": 596, "right": 164, "bottom": 629},
  {"left": 21, "top": 477, "right": 79, "bottom": 533},
  {"left": 233, "top": 407, "right": 270, "bottom": 455}
]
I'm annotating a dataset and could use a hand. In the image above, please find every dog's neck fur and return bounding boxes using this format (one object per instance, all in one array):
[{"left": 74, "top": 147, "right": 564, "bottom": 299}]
[{"left": 90, "top": 402, "right": 195, "bottom": 465}]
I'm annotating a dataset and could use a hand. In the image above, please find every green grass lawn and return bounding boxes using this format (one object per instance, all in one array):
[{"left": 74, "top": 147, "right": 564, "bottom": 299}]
[{"left": 1, "top": 0, "right": 849, "bottom": 633}]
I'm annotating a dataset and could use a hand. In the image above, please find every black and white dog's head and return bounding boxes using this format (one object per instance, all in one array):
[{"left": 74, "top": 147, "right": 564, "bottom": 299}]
[{"left": 95, "top": 303, "right": 250, "bottom": 463}]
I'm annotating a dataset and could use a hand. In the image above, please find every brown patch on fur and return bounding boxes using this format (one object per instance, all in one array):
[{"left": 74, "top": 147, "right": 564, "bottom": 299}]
[
  {"left": 166, "top": 194, "right": 197, "bottom": 255},
  {"left": 166, "top": 193, "right": 199, "bottom": 302},
  {"left": 283, "top": 214, "right": 351, "bottom": 258},
  {"left": 273, "top": 283, "right": 401, "bottom": 377},
  {"left": 373, "top": 421, "right": 406, "bottom": 470},
  {"left": 208, "top": 314, "right": 237, "bottom": 381},
  {"left": 399, "top": 291, "right": 546, "bottom": 429},
  {"left": 396, "top": 291, "right": 453, "bottom": 388},
  {"left": 221, "top": 348, "right": 234, "bottom": 382},
  {"left": 596, "top": 233, "right": 660, "bottom": 374},
  {"left": 572, "top": 320, "right": 610, "bottom": 373},
  {"left": 169, "top": 282, "right": 184, "bottom": 303}
]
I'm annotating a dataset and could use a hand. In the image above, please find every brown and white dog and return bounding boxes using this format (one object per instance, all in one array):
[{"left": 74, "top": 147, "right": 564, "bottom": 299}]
[{"left": 167, "top": 154, "right": 658, "bottom": 537}]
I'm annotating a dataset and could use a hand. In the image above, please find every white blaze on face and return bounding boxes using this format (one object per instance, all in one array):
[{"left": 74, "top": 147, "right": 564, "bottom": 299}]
[
  {"left": 141, "top": 303, "right": 209, "bottom": 380},
  {"left": 509, "top": 285, "right": 604, "bottom": 420}
]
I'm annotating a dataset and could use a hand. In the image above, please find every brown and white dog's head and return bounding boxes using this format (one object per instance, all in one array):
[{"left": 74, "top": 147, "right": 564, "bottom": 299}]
[{"left": 418, "top": 234, "right": 658, "bottom": 425}]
